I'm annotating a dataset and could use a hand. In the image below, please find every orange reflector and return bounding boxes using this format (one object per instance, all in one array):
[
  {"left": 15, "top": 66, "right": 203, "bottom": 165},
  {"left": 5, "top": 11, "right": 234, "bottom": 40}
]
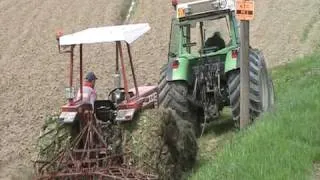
[
  {"left": 172, "top": 60, "right": 180, "bottom": 69},
  {"left": 232, "top": 50, "right": 238, "bottom": 59}
]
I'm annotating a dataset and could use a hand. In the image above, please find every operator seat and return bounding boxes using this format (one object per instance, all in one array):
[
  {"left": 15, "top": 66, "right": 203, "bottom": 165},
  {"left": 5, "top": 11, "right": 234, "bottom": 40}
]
[{"left": 94, "top": 100, "right": 117, "bottom": 123}]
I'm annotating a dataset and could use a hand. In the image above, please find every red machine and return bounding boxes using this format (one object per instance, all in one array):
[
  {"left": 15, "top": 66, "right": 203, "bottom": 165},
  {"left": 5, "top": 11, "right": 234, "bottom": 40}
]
[{"left": 34, "top": 23, "right": 158, "bottom": 179}]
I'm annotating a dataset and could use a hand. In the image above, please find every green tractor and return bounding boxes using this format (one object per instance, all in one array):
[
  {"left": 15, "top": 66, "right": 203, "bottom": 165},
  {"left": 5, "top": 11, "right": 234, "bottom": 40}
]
[{"left": 159, "top": 0, "right": 274, "bottom": 134}]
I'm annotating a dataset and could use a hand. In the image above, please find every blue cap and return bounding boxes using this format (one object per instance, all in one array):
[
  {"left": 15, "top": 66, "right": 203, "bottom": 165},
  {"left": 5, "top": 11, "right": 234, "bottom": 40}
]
[{"left": 85, "top": 72, "right": 98, "bottom": 81}]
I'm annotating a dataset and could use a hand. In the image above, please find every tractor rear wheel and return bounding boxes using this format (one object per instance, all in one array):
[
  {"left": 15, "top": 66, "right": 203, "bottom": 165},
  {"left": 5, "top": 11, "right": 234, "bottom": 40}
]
[
  {"left": 227, "top": 49, "right": 275, "bottom": 128},
  {"left": 158, "top": 65, "right": 201, "bottom": 136}
]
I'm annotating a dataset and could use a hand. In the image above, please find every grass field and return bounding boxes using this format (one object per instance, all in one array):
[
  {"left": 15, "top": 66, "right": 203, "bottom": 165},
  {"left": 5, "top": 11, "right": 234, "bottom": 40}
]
[{"left": 189, "top": 51, "right": 320, "bottom": 180}]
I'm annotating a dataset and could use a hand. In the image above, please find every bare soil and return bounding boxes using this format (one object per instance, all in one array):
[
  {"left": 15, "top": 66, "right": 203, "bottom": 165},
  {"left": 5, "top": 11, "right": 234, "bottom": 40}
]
[
  {"left": 130, "top": 0, "right": 320, "bottom": 68},
  {"left": 0, "top": 0, "right": 319, "bottom": 178},
  {"left": 0, "top": 0, "right": 126, "bottom": 178},
  {"left": 250, "top": 0, "right": 320, "bottom": 67}
]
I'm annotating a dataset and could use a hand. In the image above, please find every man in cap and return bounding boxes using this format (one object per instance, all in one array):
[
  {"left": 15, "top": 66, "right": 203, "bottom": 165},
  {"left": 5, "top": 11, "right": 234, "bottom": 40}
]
[
  {"left": 76, "top": 72, "right": 98, "bottom": 108},
  {"left": 204, "top": 31, "right": 226, "bottom": 50}
]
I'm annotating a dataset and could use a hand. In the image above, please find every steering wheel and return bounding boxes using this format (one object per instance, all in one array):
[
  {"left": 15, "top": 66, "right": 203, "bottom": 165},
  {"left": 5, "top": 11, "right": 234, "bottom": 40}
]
[
  {"left": 108, "top": 88, "right": 125, "bottom": 98},
  {"left": 108, "top": 87, "right": 127, "bottom": 104}
]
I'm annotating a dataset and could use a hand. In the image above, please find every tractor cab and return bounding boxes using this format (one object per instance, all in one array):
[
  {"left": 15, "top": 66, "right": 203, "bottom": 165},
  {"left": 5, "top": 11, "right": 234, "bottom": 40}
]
[
  {"left": 56, "top": 23, "right": 158, "bottom": 124},
  {"left": 169, "top": 0, "right": 239, "bottom": 62}
]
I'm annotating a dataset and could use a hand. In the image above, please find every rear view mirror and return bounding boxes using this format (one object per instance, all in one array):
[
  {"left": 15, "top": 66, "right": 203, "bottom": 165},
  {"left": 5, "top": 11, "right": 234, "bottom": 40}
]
[{"left": 65, "top": 87, "right": 75, "bottom": 99}]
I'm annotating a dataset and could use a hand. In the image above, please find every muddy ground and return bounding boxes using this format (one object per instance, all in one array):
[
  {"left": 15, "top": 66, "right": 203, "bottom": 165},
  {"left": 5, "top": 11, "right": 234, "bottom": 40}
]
[{"left": 0, "top": 0, "right": 319, "bottom": 178}]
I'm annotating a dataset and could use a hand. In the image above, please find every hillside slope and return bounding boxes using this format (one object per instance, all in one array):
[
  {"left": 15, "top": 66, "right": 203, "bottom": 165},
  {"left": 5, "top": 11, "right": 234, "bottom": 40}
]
[
  {"left": 0, "top": 0, "right": 126, "bottom": 178},
  {"left": 251, "top": 0, "right": 320, "bottom": 67},
  {"left": 190, "top": 52, "right": 320, "bottom": 180},
  {"left": 0, "top": 0, "right": 319, "bottom": 178}
]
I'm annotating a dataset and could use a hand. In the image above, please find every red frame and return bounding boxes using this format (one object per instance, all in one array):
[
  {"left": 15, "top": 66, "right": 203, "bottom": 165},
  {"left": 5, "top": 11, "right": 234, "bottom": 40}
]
[
  {"left": 56, "top": 38, "right": 158, "bottom": 120},
  {"left": 34, "top": 28, "right": 159, "bottom": 180}
]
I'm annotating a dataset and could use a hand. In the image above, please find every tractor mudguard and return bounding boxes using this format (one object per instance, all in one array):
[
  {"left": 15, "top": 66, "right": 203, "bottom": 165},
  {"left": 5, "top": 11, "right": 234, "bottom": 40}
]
[
  {"left": 166, "top": 57, "right": 190, "bottom": 83},
  {"left": 224, "top": 50, "right": 239, "bottom": 73}
]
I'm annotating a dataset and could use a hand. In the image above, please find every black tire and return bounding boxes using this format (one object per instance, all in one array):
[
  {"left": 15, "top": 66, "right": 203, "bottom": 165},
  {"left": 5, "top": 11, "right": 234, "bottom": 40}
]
[
  {"left": 158, "top": 65, "right": 201, "bottom": 136},
  {"left": 227, "top": 49, "right": 275, "bottom": 128}
]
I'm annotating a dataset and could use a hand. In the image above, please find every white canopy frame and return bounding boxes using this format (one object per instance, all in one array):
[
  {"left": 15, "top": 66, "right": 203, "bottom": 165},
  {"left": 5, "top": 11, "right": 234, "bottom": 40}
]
[
  {"left": 57, "top": 23, "right": 151, "bottom": 104},
  {"left": 59, "top": 23, "right": 151, "bottom": 46}
]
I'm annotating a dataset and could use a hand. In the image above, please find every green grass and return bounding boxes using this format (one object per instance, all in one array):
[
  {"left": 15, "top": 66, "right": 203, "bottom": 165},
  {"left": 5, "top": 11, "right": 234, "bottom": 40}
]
[{"left": 189, "top": 51, "right": 320, "bottom": 180}]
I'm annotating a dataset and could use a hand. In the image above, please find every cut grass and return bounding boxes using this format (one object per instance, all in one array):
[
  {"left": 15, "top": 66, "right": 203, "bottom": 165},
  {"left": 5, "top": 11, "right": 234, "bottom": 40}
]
[
  {"left": 189, "top": 51, "right": 320, "bottom": 180},
  {"left": 301, "top": 15, "right": 319, "bottom": 43},
  {"left": 182, "top": 110, "right": 235, "bottom": 179}
]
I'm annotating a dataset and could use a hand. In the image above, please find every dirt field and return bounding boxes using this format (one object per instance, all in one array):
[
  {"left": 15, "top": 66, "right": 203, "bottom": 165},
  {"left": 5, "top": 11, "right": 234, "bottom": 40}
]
[
  {"left": 0, "top": 0, "right": 319, "bottom": 179},
  {"left": 0, "top": 0, "right": 127, "bottom": 178},
  {"left": 250, "top": 0, "right": 320, "bottom": 67}
]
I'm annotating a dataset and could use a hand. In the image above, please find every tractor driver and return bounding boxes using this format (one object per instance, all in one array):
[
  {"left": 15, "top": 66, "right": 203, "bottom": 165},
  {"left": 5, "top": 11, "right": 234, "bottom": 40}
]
[
  {"left": 204, "top": 31, "right": 226, "bottom": 50},
  {"left": 76, "top": 72, "right": 98, "bottom": 108}
]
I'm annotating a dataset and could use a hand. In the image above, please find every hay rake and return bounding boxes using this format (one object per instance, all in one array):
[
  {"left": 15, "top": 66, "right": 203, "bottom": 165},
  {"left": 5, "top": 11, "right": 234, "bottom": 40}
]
[{"left": 34, "top": 109, "right": 157, "bottom": 180}]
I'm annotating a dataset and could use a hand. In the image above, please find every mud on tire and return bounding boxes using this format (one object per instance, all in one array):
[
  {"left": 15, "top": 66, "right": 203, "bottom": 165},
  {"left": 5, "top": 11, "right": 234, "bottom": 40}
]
[
  {"left": 158, "top": 65, "right": 201, "bottom": 136},
  {"left": 228, "top": 49, "right": 275, "bottom": 128}
]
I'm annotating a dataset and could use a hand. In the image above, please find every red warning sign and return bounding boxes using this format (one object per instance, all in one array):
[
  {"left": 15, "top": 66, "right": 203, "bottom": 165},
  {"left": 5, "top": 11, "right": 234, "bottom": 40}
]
[{"left": 236, "top": 0, "right": 255, "bottom": 21}]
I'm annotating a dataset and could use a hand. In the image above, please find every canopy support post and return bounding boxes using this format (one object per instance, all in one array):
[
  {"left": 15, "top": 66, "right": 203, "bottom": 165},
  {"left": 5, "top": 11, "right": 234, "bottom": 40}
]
[
  {"left": 79, "top": 44, "right": 83, "bottom": 101},
  {"left": 117, "top": 41, "right": 130, "bottom": 101},
  {"left": 69, "top": 45, "right": 75, "bottom": 104},
  {"left": 126, "top": 43, "right": 139, "bottom": 97}
]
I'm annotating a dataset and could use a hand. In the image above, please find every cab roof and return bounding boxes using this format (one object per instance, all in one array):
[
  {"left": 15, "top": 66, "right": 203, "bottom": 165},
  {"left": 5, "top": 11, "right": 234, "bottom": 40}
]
[{"left": 176, "top": 0, "right": 235, "bottom": 20}]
